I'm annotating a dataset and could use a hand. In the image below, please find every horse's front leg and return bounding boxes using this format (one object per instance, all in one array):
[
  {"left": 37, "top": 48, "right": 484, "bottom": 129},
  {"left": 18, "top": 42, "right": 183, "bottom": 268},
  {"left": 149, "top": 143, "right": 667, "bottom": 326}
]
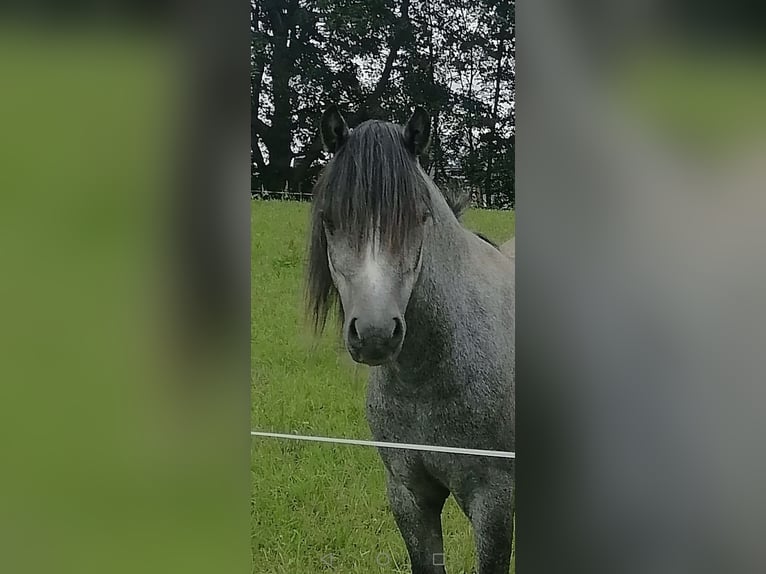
[
  {"left": 457, "top": 469, "right": 514, "bottom": 574},
  {"left": 473, "top": 495, "right": 514, "bottom": 574},
  {"left": 385, "top": 470, "right": 450, "bottom": 574}
]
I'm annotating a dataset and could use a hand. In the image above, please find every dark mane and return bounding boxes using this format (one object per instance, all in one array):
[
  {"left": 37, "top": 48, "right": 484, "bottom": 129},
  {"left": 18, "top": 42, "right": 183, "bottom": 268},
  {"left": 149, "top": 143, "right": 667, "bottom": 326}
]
[
  {"left": 439, "top": 182, "right": 500, "bottom": 249},
  {"left": 307, "top": 120, "right": 433, "bottom": 332},
  {"left": 439, "top": 181, "right": 472, "bottom": 219}
]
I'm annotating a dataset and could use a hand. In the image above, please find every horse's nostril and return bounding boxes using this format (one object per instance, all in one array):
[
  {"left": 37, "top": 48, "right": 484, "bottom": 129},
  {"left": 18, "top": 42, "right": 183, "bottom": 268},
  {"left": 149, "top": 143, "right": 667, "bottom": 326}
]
[
  {"left": 392, "top": 317, "right": 403, "bottom": 340},
  {"left": 349, "top": 317, "right": 360, "bottom": 341}
]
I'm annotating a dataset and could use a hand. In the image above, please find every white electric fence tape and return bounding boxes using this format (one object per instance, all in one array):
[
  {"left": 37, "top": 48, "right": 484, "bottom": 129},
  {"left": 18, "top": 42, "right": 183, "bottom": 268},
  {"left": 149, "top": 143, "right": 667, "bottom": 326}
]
[{"left": 251, "top": 430, "right": 515, "bottom": 459}]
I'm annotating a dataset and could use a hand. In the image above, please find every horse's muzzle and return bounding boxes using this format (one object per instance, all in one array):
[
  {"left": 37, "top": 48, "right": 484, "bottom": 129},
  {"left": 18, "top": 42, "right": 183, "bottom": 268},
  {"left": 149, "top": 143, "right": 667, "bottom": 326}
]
[{"left": 347, "top": 316, "right": 404, "bottom": 365}]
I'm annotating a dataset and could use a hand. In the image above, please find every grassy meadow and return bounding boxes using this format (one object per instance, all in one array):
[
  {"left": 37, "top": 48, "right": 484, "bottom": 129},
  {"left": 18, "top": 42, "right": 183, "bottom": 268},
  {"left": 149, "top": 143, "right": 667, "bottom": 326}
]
[{"left": 251, "top": 199, "right": 515, "bottom": 573}]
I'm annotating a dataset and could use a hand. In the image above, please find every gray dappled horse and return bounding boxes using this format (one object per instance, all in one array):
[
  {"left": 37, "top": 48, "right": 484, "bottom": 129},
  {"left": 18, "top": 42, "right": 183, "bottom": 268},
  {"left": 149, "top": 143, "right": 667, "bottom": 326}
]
[{"left": 306, "top": 105, "right": 515, "bottom": 573}]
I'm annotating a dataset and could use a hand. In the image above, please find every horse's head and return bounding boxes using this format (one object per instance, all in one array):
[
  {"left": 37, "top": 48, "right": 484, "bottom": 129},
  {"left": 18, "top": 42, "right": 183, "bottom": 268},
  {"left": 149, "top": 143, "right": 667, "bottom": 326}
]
[{"left": 307, "top": 105, "right": 432, "bottom": 366}]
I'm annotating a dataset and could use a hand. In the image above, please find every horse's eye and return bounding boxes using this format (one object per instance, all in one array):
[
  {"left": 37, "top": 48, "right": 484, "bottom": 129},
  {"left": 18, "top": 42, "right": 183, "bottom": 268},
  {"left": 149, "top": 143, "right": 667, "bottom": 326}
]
[{"left": 421, "top": 211, "right": 431, "bottom": 224}]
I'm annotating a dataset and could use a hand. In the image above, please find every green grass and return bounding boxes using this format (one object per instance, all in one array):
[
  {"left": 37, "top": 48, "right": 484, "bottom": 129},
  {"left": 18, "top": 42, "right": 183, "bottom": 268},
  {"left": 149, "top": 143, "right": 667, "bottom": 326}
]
[{"left": 251, "top": 200, "right": 514, "bottom": 573}]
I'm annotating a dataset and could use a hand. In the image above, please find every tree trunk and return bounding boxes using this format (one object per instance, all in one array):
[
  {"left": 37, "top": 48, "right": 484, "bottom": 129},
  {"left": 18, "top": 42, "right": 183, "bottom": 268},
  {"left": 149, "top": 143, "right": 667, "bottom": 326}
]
[
  {"left": 261, "top": 0, "right": 296, "bottom": 192},
  {"left": 424, "top": 12, "right": 438, "bottom": 175},
  {"left": 483, "top": 39, "right": 505, "bottom": 209}
]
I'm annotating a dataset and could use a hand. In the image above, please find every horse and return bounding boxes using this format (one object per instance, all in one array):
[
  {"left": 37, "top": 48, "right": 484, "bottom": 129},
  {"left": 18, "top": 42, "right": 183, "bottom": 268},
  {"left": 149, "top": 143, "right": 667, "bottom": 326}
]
[{"left": 306, "top": 104, "right": 515, "bottom": 574}]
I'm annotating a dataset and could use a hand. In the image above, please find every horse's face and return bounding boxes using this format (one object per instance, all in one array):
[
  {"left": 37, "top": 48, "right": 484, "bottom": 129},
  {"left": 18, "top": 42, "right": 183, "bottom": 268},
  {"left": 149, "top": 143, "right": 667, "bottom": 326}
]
[
  {"left": 324, "top": 219, "right": 426, "bottom": 366},
  {"left": 314, "top": 104, "right": 433, "bottom": 366}
]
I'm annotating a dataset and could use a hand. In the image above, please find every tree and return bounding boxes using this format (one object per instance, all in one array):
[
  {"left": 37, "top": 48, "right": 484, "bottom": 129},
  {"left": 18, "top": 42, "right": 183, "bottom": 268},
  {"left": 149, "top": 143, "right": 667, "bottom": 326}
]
[{"left": 252, "top": 0, "right": 515, "bottom": 208}]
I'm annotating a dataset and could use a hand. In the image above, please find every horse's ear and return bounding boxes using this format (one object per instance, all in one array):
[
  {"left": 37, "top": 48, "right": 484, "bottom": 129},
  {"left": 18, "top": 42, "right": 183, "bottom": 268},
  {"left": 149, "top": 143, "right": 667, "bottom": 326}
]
[
  {"left": 321, "top": 105, "right": 349, "bottom": 153},
  {"left": 404, "top": 106, "right": 431, "bottom": 156}
]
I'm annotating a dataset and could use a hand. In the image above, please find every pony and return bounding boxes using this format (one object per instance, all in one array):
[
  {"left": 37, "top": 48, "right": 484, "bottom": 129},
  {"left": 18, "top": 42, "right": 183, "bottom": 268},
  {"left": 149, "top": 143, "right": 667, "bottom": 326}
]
[{"left": 306, "top": 104, "right": 515, "bottom": 573}]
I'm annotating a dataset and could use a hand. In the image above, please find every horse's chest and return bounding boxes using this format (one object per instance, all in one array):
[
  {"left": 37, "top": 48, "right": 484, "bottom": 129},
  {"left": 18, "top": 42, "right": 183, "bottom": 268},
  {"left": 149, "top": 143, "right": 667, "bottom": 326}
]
[
  {"left": 366, "top": 386, "right": 465, "bottom": 444},
  {"left": 366, "top": 389, "right": 508, "bottom": 492},
  {"left": 366, "top": 367, "right": 513, "bottom": 487},
  {"left": 367, "top": 394, "right": 450, "bottom": 461}
]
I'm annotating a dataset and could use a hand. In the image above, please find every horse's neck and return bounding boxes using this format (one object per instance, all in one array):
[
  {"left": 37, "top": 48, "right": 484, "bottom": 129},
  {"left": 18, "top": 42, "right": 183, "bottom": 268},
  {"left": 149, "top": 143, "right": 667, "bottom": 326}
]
[{"left": 395, "top": 214, "right": 471, "bottom": 377}]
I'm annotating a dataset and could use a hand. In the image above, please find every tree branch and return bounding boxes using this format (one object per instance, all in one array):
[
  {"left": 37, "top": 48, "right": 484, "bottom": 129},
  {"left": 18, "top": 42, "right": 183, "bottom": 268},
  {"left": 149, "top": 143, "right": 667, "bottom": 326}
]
[
  {"left": 252, "top": 56, "right": 265, "bottom": 111},
  {"left": 367, "top": 0, "right": 411, "bottom": 106},
  {"left": 263, "top": 0, "right": 287, "bottom": 36},
  {"left": 253, "top": 117, "right": 271, "bottom": 138},
  {"left": 252, "top": 141, "right": 266, "bottom": 172}
]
